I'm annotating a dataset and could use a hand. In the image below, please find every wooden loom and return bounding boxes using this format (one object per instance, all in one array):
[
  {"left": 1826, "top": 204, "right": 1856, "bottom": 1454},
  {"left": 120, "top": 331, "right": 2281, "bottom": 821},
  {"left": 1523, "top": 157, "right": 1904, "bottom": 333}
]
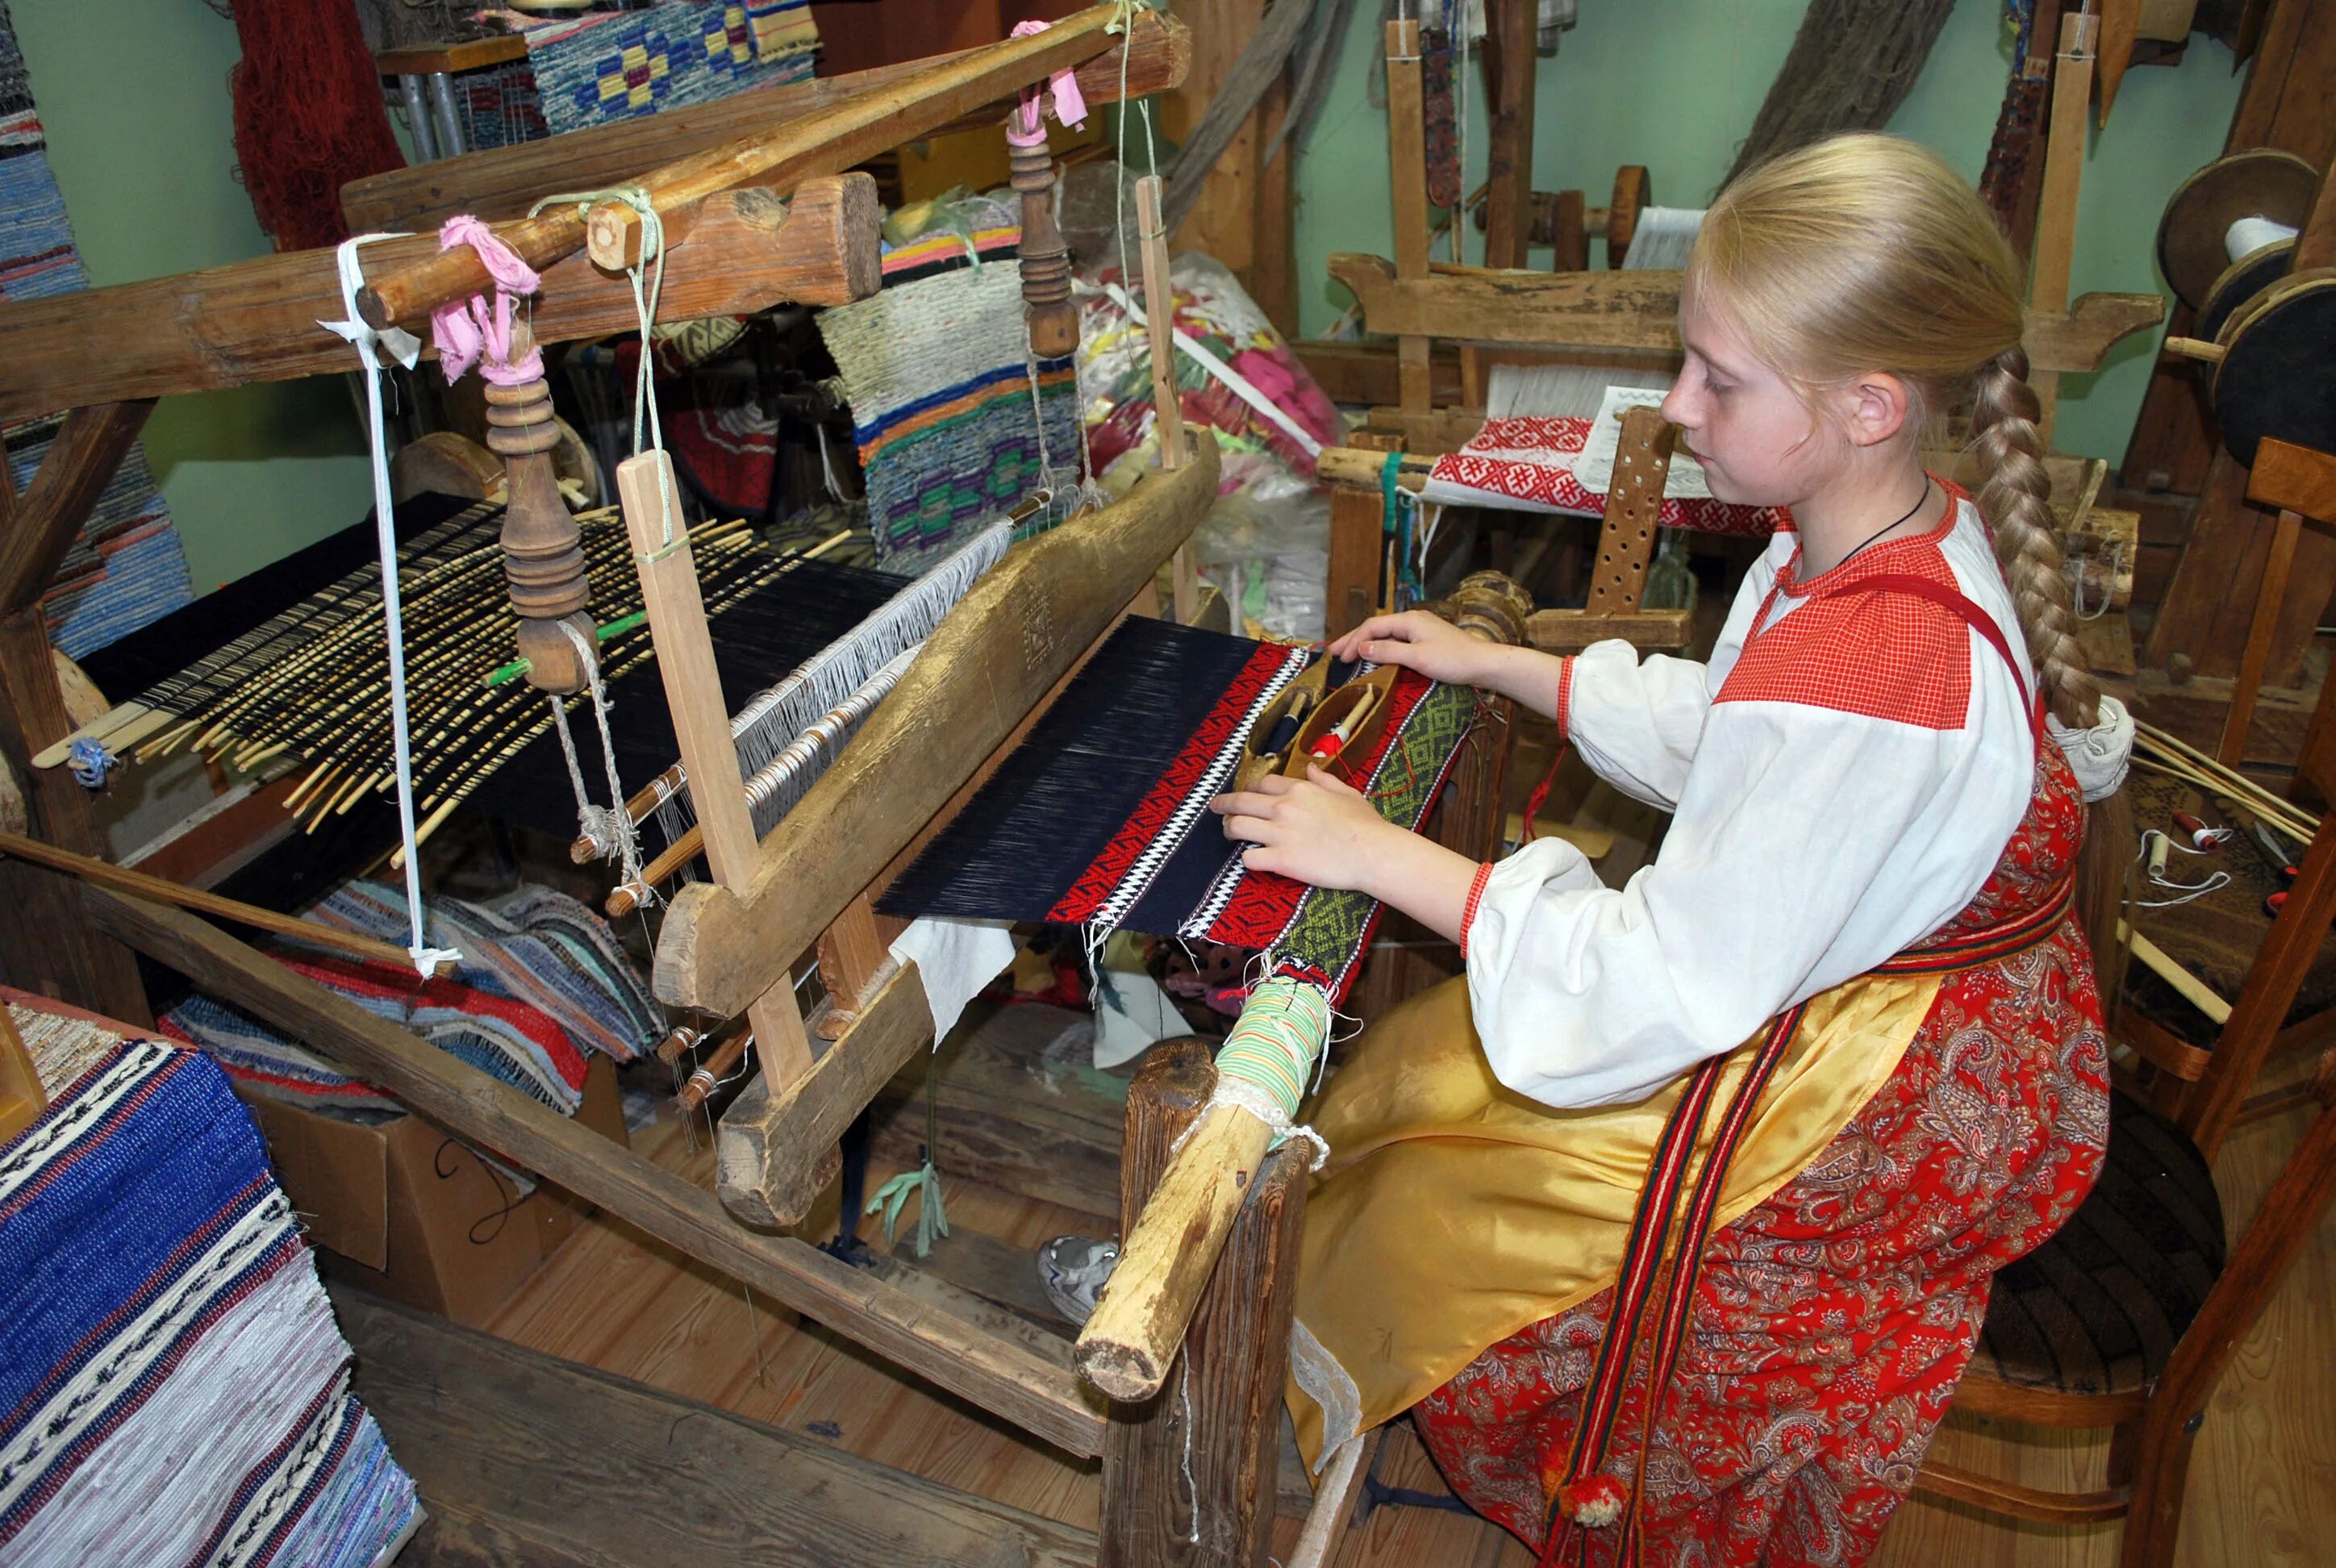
[
  {"left": 1308, "top": 10, "right": 2170, "bottom": 652},
  {"left": 0, "top": 12, "right": 1369, "bottom": 1562}
]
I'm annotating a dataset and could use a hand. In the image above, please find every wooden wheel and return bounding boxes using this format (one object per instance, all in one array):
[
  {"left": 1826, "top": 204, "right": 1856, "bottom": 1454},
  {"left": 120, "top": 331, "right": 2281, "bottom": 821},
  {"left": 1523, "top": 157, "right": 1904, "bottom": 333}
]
[
  {"left": 2156, "top": 148, "right": 2319, "bottom": 311},
  {"left": 2197, "top": 240, "right": 2295, "bottom": 343},
  {"left": 2212, "top": 268, "right": 2336, "bottom": 465},
  {"left": 1607, "top": 165, "right": 1650, "bottom": 269}
]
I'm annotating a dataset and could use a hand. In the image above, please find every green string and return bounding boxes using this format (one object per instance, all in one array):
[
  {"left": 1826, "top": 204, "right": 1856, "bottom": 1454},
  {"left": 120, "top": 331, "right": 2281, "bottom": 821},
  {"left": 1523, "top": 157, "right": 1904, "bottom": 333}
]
[{"left": 1212, "top": 976, "right": 1333, "bottom": 1120}]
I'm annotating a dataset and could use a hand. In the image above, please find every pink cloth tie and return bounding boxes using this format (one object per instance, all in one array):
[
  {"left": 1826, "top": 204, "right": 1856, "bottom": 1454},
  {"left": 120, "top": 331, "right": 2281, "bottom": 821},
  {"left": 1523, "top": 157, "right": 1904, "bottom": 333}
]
[
  {"left": 431, "top": 214, "right": 544, "bottom": 385},
  {"left": 1005, "top": 19, "right": 1089, "bottom": 147}
]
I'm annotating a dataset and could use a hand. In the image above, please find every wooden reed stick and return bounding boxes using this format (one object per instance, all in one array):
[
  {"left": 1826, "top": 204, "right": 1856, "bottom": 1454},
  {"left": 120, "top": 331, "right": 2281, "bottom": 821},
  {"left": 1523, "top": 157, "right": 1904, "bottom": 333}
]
[
  {"left": 0, "top": 828, "right": 448, "bottom": 975},
  {"left": 2117, "top": 920, "right": 2232, "bottom": 1027},
  {"left": 1134, "top": 177, "right": 1185, "bottom": 471},
  {"left": 676, "top": 1020, "right": 754, "bottom": 1112}
]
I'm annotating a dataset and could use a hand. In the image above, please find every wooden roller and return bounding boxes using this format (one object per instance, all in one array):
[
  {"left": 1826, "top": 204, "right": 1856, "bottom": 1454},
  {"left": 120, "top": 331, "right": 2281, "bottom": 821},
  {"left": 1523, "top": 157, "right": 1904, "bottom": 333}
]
[
  {"left": 2156, "top": 149, "right": 2320, "bottom": 311},
  {"left": 1468, "top": 164, "right": 1652, "bottom": 268},
  {"left": 2206, "top": 267, "right": 2336, "bottom": 465}
]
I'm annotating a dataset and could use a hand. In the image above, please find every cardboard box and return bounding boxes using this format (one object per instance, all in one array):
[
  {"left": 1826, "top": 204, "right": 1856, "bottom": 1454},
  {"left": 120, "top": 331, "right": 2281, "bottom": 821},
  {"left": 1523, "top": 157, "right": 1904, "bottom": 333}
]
[{"left": 244, "top": 1054, "right": 628, "bottom": 1328}]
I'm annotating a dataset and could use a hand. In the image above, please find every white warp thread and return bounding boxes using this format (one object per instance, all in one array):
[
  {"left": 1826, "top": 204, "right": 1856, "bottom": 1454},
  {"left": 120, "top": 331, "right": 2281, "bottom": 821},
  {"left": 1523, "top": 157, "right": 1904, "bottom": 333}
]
[
  {"left": 319, "top": 235, "right": 461, "bottom": 979},
  {"left": 550, "top": 619, "right": 647, "bottom": 898}
]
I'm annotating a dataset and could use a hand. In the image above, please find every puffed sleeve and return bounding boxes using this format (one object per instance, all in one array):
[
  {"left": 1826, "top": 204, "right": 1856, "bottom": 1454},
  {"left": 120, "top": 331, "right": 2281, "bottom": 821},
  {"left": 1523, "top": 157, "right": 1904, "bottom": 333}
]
[
  {"left": 1462, "top": 695, "right": 2028, "bottom": 1108},
  {"left": 1561, "top": 642, "right": 1716, "bottom": 810}
]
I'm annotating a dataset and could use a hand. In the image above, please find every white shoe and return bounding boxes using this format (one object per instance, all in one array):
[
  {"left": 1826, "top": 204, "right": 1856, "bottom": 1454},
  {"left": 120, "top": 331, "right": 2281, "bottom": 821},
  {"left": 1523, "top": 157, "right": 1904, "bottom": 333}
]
[{"left": 1037, "top": 1235, "right": 1119, "bottom": 1324}]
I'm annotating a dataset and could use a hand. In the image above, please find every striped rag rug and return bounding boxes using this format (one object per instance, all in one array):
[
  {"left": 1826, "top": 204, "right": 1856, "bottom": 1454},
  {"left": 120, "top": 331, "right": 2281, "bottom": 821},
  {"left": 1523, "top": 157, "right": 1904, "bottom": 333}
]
[
  {"left": 0, "top": 1040, "right": 419, "bottom": 1567},
  {"left": 163, "top": 881, "right": 661, "bottom": 1121},
  {"left": 818, "top": 227, "right": 1084, "bottom": 561},
  {"left": 0, "top": 1, "right": 194, "bottom": 657}
]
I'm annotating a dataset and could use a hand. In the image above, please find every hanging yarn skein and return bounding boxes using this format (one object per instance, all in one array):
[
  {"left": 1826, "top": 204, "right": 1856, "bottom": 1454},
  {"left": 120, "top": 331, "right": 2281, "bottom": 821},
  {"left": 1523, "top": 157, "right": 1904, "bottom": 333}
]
[{"left": 230, "top": 0, "right": 407, "bottom": 251}]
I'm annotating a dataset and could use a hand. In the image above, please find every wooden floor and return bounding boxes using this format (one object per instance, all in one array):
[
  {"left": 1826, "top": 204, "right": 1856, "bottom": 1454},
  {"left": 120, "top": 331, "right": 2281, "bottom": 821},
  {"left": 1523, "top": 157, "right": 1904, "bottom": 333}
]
[{"left": 466, "top": 1035, "right": 2334, "bottom": 1568}]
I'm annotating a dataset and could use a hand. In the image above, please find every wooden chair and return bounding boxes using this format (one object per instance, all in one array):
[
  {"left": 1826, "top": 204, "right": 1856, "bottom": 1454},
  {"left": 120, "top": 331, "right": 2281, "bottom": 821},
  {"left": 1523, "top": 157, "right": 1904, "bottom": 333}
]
[{"left": 1913, "top": 436, "right": 2336, "bottom": 1568}]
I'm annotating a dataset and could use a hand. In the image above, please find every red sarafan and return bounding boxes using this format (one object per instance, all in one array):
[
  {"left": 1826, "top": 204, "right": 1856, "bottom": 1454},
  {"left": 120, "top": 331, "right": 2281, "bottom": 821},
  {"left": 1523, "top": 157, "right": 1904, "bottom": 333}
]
[{"left": 1414, "top": 743, "right": 2109, "bottom": 1566}]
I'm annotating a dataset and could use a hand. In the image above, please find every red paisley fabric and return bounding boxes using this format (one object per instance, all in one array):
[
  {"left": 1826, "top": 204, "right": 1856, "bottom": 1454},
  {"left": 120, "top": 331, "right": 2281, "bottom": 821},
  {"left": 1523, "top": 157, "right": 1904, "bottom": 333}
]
[{"left": 1413, "top": 742, "right": 2110, "bottom": 1565}]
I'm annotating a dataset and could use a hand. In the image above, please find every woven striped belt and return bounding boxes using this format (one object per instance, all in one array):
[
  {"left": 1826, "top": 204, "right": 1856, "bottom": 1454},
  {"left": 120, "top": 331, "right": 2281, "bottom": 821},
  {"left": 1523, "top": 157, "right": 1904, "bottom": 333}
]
[{"left": 1539, "top": 876, "right": 2075, "bottom": 1564}]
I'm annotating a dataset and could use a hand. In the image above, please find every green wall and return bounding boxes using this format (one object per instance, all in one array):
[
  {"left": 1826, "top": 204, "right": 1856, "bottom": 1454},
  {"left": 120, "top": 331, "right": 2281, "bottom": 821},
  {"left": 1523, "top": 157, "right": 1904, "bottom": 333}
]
[
  {"left": 1291, "top": 0, "right": 2247, "bottom": 463},
  {"left": 10, "top": 1, "right": 374, "bottom": 597}
]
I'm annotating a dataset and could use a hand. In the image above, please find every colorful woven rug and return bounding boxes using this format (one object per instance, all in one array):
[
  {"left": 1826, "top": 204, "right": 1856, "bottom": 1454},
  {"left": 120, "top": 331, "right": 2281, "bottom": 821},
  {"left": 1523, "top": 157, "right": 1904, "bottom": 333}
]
[
  {"left": 819, "top": 232, "right": 1084, "bottom": 561},
  {"left": 522, "top": 0, "right": 818, "bottom": 137},
  {"left": 0, "top": 1040, "right": 419, "bottom": 1566},
  {"left": 0, "top": 1, "right": 194, "bottom": 657},
  {"left": 161, "top": 880, "right": 661, "bottom": 1120}
]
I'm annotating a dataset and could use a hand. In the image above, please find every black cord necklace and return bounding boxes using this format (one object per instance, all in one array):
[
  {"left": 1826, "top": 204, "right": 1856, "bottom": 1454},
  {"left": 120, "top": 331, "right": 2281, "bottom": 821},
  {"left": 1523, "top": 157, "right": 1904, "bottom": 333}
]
[{"left": 1838, "top": 477, "right": 1934, "bottom": 565}]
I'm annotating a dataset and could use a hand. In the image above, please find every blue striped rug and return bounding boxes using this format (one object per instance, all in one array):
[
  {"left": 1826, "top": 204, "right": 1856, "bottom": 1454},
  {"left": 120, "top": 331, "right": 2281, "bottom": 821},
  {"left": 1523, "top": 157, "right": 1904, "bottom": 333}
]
[{"left": 0, "top": 1, "right": 193, "bottom": 658}]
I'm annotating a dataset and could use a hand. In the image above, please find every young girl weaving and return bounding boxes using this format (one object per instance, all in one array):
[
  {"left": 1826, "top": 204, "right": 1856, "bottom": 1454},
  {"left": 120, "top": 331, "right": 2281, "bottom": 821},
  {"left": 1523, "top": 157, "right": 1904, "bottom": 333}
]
[{"left": 1209, "top": 135, "right": 2134, "bottom": 1564}]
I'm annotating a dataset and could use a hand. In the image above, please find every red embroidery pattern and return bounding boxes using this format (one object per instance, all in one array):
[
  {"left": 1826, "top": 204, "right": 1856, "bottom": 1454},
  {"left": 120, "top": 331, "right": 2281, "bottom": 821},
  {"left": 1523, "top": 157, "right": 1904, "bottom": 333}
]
[
  {"left": 1427, "top": 417, "right": 1786, "bottom": 538},
  {"left": 1718, "top": 534, "right": 1978, "bottom": 730},
  {"left": 1413, "top": 744, "right": 2109, "bottom": 1566},
  {"left": 1460, "top": 861, "right": 1495, "bottom": 957},
  {"left": 1045, "top": 641, "right": 1300, "bottom": 925}
]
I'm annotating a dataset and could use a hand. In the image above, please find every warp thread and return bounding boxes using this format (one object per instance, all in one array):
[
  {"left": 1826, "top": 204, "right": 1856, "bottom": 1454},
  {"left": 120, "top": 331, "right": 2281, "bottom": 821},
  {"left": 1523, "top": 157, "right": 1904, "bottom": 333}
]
[
  {"left": 551, "top": 619, "right": 648, "bottom": 899},
  {"left": 1191, "top": 975, "right": 1333, "bottom": 1170}
]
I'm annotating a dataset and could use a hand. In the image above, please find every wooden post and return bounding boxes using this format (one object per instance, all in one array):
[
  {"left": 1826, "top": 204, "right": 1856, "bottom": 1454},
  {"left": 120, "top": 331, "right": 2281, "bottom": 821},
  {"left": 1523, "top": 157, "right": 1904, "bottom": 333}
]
[
  {"left": 1098, "top": 1040, "right": 1308, "bottom": 1567},
  {"left": 2028, "top": 9, "right": 2093, "bottom": 446},
  {"left": 0, "top": 418, "right": 154, "bottom": 1022},
  {"left": 488, "top": 323, "right": 595, "bottom": 696},
  {"left": 1479, "top": 0, "right": 1538, "bottom": 271},
  {"left": 1386, "top": 19, "right": 1433, "bottom": 415},
  {"left": 1136, "top": 175, "right": 1199, "bottom": 622},
  {"left": 615, "top": 452, "right": 815, "bottom": 1087},
  {"left": 2217, "top": 506, "right": 2302, "bottom": 768}
]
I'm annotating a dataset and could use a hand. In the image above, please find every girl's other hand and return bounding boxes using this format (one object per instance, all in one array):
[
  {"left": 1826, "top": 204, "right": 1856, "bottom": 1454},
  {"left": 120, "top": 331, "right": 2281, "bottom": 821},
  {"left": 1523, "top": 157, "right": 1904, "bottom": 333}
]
[
  {"left": 1210, "top": 765, "right": 1395, "bottom": 894},
  {"left": 1326, "top": 611, "right": 1486, "bottom": 686}
]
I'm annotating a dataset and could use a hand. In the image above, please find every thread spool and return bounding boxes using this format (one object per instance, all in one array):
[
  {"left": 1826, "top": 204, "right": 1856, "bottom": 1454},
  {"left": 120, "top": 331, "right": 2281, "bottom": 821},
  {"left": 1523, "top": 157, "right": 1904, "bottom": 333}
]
[
  {"left": 2155, "top": 149, "right": 2321, "bottom": 314},
  {"left": 2225, "top": 215, "right": 2300, "bottom": 264}
]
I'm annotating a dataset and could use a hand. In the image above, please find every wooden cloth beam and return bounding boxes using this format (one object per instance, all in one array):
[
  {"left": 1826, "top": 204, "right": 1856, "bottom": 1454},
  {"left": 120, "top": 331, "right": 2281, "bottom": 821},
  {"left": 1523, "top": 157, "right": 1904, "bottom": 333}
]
[
  {"left": 342, "top": 16, "right": 1191, "bottom": 236},
  {"left": 0, "top": 178, "right": 876, "bottom": 425},
  {"left": 84, "top": 886, "right": 1107, "bottom": 1459}
]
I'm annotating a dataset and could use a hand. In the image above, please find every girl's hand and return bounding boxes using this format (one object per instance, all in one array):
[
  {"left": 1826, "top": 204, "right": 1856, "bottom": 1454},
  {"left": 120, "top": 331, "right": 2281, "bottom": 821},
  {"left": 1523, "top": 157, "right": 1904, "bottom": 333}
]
[
  {"left": 1327, "top": 611, "right": 1487, "bottom": 686},
  {"left": 1210, "top": 765, "right": 1396, "bottom": 894}
]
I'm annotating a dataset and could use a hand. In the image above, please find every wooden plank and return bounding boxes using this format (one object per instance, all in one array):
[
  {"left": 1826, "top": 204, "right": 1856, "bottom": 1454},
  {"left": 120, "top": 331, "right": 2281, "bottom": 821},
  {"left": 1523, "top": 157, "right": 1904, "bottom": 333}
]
[
  {"left": 1584, "top": 406, "right": 1671, "bottom": 615},
  {"left": 0, "top": 179, "right": 879, "bottom": 424},
  {"left": 1329, "top": 254, "right": 2162, "bottom": 371},
  {"left": 1250, "top": 65, "right": 1299, "bottom": 337},
  {"left": 1386, "top": 19, "right": 1433, "bottom": 414},
  {"left": 1525, "top": 607, "right": 1696, "bottom": 652},
  {"left": 1097, "top": 1041, "right": 1308, "bottom": 1567},
  {"left": 2028, "top": 14, "right": 2096, "bottom": 440},
  {"left": 344, "top": 19, "right": 1192, "bottom": 234},
  {"left": 1479, "top": 0, "right": 1537, "bottom": 270},
  {"left": 357, "top": 6, "right": 1145, "bottom": 328},
  {"left": 1170, "top": 0, "right": 1267, "bottom": 282},
  {"left": 2217, "top": 507, "right": 2304, "bottom": 766},
  {"left": 1291, "top": 340, "right": 1462, "bottom": 407},
  {"left": 616, "top": 451, "right": 813, "bottom": 1086},
  {"left": 336, "top": 1287, "right": 1099, "bottom": 1568},
  {"left": 2250, "top": 435, "right": 2336, "bottom": 519},
  {"left": 869, "top": 1000, "right": 1127, "bottom": 1225},
  {"left": 83, "top": 886, "right": 1108, "bottom": 1459},
  {"left": 657, "top": 441, "right": 1220, "bottom": 1018},
  {"left": 373, "top": 35, "right": 528, "bottom": 76},
  {"left": 0, "top": 402, "right": 156, "bottom": 617},
  {"left": 2147, "top": 448, "right": 2336, "bottom": 682},
  {"left": 716, "top": 960, "right": 931, "bottom": 1228}
]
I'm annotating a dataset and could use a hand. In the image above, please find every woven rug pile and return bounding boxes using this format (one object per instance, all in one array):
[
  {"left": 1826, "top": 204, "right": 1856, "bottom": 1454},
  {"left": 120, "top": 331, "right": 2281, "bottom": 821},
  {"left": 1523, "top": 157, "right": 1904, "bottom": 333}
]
[
  {"left": 0, "top": 1036, "right": 420, "bottom": 1566},
  {"left": 0, "top": 1, "right": 194, "bottom": 657}
]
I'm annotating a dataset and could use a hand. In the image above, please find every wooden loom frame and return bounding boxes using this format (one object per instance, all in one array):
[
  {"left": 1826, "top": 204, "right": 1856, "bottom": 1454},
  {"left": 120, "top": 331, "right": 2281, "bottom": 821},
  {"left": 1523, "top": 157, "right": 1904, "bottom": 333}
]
[
  {"left": 0, "top": 12, "right": 1377, "bottom": 1562},
  {"left": 1310, "top": 11, "right": 2169, "bottom": 654}
]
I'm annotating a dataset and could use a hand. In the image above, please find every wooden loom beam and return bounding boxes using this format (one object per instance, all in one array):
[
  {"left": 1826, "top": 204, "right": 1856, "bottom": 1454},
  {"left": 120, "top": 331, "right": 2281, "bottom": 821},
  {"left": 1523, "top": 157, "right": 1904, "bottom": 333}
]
[
  {"left": 1326, "top": 254, "right": 2165, "bottom": 373},
  {"left": 0, "top": 178, "right": 881, "bottom": 426},
  {"left": 617, "top": 451, "right": 816, "bottom": 1090},
  {"left": 656, "top": 440, "right": 1221, "bottom": 1021},
  {"left": 340, "top": 19, "right": 1192, "bottom": 236},
  {"left": 0, "top": 402, "right": 156, "bottom": 618},
  {"left": 355, "top": 6, "right": 1156, "bottom": 328},
  {"left": 81, "top": 884, "right": 1108, "bottom": 1460}
]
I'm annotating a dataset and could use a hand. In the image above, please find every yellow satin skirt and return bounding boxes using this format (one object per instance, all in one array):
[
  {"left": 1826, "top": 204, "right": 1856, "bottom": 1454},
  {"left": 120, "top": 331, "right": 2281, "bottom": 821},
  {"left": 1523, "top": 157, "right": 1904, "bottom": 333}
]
[{"left": 1287, "top": 970, "right": 1940, "bottom": 1467}]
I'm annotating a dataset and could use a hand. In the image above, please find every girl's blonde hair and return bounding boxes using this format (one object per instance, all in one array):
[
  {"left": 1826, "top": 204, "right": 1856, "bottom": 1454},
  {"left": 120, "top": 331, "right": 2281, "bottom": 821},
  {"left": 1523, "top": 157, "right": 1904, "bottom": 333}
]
[
  {"left": 1689, "top": 134, "right": 2129, "bottom": 974},
  {"left": 1687, "top": 132, "right": 2098, "bottom": 732}
]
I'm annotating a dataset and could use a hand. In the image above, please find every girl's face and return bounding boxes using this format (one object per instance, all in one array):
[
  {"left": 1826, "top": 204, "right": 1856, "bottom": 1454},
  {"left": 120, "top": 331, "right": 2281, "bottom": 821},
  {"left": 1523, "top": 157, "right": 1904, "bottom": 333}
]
[{"left": 1660, "top": 282, "right": 1846, "bottom": 509}]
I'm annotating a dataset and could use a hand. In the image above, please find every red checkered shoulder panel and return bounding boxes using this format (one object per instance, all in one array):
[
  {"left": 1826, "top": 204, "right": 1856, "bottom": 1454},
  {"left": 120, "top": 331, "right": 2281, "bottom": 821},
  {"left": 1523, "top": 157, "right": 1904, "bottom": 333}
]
[{"left": 1716, "top": 540, "right": 1976, "bottom": 731}]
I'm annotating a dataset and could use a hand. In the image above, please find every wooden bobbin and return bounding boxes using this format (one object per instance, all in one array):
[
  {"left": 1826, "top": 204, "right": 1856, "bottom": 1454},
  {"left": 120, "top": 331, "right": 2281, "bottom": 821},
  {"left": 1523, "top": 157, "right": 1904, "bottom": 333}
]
[
  {"left": 485, "top": 322, "right": 594, "bottom": 695},
  {"left": 1469, "top": 163, "right": 1649, "bottom": 269},
  {"left": 2156, "top": 149, "right": 2321, "bottom": 312},
  {"left": 2209, "top": 268, "right": 2336, "bottom": 466},
  {"left": 1009, "top": 131, "right": 1079, "bottom": 360}
]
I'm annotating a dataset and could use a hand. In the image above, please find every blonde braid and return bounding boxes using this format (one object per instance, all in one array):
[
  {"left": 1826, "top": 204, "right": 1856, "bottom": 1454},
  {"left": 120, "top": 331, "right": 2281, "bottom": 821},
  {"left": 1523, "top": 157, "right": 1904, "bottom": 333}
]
[{"left": 1971, "top": 346, "right": 2099, "bottom": 731}]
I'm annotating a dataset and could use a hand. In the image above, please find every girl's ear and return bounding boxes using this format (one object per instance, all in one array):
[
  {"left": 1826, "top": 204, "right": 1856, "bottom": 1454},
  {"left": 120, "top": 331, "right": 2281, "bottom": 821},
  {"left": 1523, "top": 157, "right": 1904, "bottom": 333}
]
[{"left": 1842, "top": 371, "right": 1913, "bottom": 448}]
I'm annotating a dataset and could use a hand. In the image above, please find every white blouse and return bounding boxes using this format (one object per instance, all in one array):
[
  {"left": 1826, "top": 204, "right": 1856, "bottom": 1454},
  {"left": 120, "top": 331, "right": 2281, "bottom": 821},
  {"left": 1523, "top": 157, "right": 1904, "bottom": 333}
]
[{"left": 1463, "top": 498, "right": 2121, "bottom": 1109}]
